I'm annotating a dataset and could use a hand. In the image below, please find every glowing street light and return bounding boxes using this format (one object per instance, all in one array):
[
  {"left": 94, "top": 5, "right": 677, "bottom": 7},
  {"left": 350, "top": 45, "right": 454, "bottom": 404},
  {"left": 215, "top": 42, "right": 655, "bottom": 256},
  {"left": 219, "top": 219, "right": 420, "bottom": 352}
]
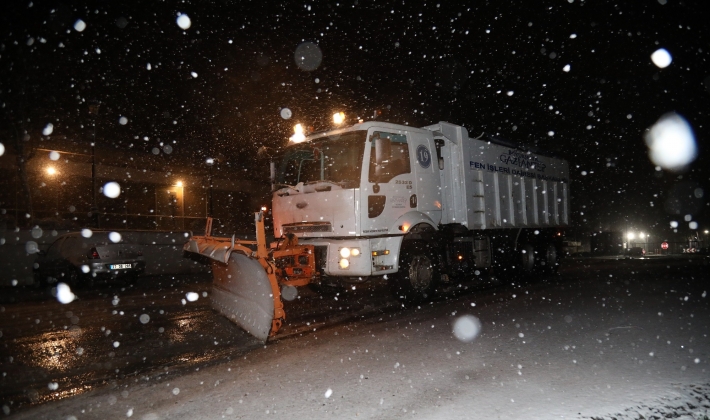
[
  {"left": 333, "top": 112, "right": 345, "bottom": 125},
  {"left": 46, "top": 166, "right": 57, "bottom": 176},
  {"left": 290, "top": 124, "right": 306, "bottom": 143},
  {"left": 639, "top": 232, "right": 645, "bottom": 239},
  {"left": 175, "top": 180, "right": 183, "bottom": 187},
  {"left": 627, "top": 232, "right": 635, "bottom": 240}
]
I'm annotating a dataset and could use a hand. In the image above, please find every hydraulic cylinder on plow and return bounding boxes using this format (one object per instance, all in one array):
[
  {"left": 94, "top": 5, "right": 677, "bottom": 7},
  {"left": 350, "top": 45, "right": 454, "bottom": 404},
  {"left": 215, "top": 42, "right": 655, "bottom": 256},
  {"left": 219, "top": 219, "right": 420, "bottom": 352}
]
[{"left": 184, "top": 211, "right": 316, "bottom": 342}]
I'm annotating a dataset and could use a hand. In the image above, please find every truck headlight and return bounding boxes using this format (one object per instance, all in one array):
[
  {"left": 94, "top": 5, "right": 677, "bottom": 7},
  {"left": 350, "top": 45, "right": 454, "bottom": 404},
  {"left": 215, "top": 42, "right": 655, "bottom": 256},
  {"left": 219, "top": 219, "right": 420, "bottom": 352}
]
[
  {"left": 351, "top": 248, "right": 360, "bottom": 257},
  {"left": 339, "top": 258, "right": 350, "bottom": 269},
  {"left": 339, "top": 247, "right": 351, "bottom": 258}
]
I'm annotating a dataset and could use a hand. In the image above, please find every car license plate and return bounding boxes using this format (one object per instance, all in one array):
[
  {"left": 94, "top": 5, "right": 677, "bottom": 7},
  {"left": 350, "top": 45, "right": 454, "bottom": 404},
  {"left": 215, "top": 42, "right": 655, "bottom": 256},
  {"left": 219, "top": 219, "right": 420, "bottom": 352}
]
[{"left": 110, "top": 264, "right": 132, "bottom": 270}]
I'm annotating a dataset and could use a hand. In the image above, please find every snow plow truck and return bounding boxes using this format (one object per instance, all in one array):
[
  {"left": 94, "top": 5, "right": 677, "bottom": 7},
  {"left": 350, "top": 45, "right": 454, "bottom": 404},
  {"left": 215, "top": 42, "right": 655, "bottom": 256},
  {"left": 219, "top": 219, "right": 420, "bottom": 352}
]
[{"left": 184, "top": 119, "right": 570, "bottom": 342}]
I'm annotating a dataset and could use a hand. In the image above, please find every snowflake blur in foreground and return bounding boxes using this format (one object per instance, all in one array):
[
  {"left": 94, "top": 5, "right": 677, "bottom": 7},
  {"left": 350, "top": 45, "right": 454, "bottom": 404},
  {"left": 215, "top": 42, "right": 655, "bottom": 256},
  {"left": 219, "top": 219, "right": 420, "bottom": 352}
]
[
  {"left": 119, "top": 116, "right": 128, "bottom": 125},
  {"left": 81, "top": 228, "right": 93, "bottom": 238},
  {"left": 176, "top": 14, "right": 191, "bottom": 30},
  {"left": 186, "top": 292, "right": 199, "bottom": 302},
  {"left": 56, "top": 282, "right": 76, "bottom": 304},
  {"left": 73, "top": 19, "right": 86, "bottom": 32},
  {"left": 325, "top": 388, "right": 333, "bottom": 398},
  {"left": 49, "top": 151, "right": 60, "bottom": 161},
  {"left": 103, "top": 182, "right": 121, "bottom": 198},
  {"left": 109, "top": 232, "right": 122, "bottom": 243},
  {"left": 294, "top": 42, "right": 323, "bottom": 71},
  {"left": 0, "top": 143, "right": 4, "bottom": 156},
  {"left": 645, "top": 113, "right": 697, "bottom": 171},
  {"left": 453, "top": 315, "right": 482, "bottom": 343},
  {"left": 280, "top": 107, "right": 293, "bottom": 119},
  {"left": 651, "top": 48, "right": 672, "bottom": 68}
]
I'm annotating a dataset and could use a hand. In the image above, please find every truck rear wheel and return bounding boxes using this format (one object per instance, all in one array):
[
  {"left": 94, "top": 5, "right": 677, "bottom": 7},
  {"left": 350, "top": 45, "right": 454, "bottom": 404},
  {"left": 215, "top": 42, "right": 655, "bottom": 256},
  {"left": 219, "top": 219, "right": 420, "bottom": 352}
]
[
  {"left": 541, "top": 244, "right": 559, "bottom": 274},
  {"left": 520, "top": 244, "right": 535, "bottom": 272},
  {"left": 392, "top": 241, "right": 439, "bottom": 303}
]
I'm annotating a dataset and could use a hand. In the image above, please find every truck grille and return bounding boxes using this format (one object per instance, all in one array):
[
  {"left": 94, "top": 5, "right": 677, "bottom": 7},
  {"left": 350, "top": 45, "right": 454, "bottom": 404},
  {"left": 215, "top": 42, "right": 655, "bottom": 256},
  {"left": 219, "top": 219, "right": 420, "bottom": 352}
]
[{"left": 283, "top": 222, "right": 332, "bottom": 234}]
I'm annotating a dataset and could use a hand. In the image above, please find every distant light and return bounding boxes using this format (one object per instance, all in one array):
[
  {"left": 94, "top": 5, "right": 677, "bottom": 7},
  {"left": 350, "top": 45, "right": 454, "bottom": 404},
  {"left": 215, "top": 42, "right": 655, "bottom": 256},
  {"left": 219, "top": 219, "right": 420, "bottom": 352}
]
[
  {"left": 176, "top": 14, "right": 191, "bottom": 30},
  {"left": 704, "top": 230, "right": 709, "bottom": 234},
  {"left": 46, "top": 167, "right": 57, "bottom": 175},
  {"left": 651, "top": 48, "right": 672, "bottom": 68},
  {"left": 176, "top": 181, "right": 183, "bottom": 187},
  {"left": 333, "top": 112, "right": 345, "bottom": 125},
  {"left": 627, "top": 232, "right": 635, "bottom": 240},
  {"left": 639, "top": 233, "right": 645, "bottom": 239},
  {"left": 645, "top": 113, "right": 697, "bottom": 171}
]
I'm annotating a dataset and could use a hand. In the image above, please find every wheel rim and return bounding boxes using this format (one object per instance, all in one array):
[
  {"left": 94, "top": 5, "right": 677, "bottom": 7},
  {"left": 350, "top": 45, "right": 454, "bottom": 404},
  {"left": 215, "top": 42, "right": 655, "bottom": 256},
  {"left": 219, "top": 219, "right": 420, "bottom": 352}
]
[{"left": 408, "top": 255, "right": 433, "bottom": 290}]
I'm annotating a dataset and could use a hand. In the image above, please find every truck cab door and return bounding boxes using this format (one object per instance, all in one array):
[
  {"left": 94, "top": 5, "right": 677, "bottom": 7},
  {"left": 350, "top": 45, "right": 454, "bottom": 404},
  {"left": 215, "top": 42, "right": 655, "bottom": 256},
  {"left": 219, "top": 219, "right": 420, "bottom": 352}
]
[{"left": 360, "top": 129, "right": 414, "bottom": 236}]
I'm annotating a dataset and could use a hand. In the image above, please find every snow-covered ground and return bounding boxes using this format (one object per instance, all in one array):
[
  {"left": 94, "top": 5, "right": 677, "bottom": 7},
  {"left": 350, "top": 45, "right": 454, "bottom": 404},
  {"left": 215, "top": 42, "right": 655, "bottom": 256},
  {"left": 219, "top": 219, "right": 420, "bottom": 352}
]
[{"left": 9, "top": 259, "right": 710, "bottom": 419}]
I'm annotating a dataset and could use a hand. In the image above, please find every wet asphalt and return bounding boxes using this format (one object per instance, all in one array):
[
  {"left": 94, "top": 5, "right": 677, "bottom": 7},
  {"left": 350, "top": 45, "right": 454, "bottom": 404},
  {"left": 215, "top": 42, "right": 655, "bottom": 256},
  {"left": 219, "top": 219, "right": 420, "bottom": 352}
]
[{"left": 1, "top": 255, "right": 707, "bottom": 414}]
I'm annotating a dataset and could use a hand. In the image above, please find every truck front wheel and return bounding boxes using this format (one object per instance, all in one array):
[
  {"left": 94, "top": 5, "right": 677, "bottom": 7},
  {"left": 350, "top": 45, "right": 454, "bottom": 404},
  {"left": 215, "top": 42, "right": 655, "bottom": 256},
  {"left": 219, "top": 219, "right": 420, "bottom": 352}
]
[{"left": 392, "top": 241, "right": 439, "bottom": 303}]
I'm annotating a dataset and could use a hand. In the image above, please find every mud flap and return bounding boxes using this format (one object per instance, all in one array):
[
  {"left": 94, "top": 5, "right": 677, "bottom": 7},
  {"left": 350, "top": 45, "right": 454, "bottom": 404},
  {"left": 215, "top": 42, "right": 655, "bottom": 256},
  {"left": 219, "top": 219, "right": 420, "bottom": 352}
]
[{"left": 210, "top": 252, "right": 276, "bottom": 342}]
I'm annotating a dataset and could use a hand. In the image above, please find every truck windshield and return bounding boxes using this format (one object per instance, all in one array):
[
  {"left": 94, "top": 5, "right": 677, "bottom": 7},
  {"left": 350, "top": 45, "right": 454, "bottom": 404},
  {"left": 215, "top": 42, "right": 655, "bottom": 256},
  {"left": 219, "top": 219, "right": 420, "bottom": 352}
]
[{"left": 277, "top": 130, "right": 367, "bottom": 189}]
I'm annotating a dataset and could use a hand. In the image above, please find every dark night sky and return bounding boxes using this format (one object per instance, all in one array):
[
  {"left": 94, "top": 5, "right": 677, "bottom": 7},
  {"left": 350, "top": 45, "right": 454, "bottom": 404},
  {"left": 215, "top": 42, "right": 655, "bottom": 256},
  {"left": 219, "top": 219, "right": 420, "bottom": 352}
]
[{"left": 1, "top": 0, "right": 708, "bottom": 239}]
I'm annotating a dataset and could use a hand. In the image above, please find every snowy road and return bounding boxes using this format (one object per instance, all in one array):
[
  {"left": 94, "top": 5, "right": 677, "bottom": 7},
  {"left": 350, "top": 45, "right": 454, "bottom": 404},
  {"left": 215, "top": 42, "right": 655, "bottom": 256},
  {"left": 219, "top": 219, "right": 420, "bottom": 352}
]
[{"left": 4, "top": 256, "right": 710, "bottom": 419}]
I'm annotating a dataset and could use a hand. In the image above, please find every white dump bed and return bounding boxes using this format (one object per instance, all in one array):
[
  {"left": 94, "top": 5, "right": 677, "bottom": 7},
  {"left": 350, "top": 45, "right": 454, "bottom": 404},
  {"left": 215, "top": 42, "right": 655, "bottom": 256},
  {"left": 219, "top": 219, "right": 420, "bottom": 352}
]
[{"left": 425, "top": 122, "right": 570, "bottom": 230}]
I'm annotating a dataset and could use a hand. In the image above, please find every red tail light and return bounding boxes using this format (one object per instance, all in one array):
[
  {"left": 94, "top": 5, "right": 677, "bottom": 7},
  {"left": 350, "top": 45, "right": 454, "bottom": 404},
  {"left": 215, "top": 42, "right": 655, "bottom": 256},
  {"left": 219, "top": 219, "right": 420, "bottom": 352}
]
[{"left": 88, "top": 247, "right": 100, "bottom": 259}]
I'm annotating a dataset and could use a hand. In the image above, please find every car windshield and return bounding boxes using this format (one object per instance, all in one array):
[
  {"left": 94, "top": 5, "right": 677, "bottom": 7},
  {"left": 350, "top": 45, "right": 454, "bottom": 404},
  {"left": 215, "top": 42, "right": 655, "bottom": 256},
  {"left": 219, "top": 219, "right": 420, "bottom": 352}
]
[{"left": 276, "top": 131, "right": 367, "bottom": 188}]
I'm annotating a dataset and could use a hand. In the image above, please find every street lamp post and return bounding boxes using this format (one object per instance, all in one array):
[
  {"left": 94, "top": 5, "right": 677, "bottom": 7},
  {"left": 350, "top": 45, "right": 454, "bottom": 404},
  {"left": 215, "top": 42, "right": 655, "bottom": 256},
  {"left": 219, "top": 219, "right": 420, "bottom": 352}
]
[
  {"left": 46, "top": 166, "right": 59, "bottom": 216},
  {"left": 88, "top": 101, "right": 101, "bottom": 228},
  {"left": 206, "top": 158, "right": 215, "bottom": 218}
]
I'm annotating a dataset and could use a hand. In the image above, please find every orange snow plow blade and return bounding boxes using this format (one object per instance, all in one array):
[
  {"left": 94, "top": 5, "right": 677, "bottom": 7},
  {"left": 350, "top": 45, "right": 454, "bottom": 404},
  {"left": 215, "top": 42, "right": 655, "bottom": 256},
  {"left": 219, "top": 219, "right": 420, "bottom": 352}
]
[{"left": 184, "top": 212, "right": 315, "bottom": 342}]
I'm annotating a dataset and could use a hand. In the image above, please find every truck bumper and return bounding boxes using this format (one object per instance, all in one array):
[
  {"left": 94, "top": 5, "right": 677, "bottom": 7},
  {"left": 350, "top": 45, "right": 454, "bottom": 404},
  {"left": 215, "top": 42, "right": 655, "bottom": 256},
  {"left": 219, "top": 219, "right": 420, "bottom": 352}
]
[{"left": 302, "top": 236, "right": 403, "bottom": 277}]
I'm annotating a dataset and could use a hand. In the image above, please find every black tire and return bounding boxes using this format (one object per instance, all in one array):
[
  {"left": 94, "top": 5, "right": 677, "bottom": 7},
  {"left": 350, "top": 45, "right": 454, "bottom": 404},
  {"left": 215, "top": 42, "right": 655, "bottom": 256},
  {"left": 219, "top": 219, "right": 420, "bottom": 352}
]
[
  {"left": 540, "top": 244, "right": 559, "bottom": 274},
  {"left": 391, "top": 240, "right": 439, "bottom": 303},
  {"left": 63, "top": 266, "right": 89, "bottom": 289},
  {"left": 519, "top": 243, "right": 535, "bottom": 272},
  {"left": 32, "top": 270, "right": 43, "bottom": 288}
]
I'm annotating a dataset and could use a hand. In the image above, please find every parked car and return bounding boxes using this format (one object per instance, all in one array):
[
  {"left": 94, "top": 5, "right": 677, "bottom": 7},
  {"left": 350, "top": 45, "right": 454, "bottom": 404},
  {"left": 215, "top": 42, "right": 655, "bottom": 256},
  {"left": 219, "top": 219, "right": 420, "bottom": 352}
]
[
  {"left": 624, "top": 247, "right": 645, "bottom": 258},
  {"left": 33, "top": 231, "right": 145, "bottom": 287}
]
